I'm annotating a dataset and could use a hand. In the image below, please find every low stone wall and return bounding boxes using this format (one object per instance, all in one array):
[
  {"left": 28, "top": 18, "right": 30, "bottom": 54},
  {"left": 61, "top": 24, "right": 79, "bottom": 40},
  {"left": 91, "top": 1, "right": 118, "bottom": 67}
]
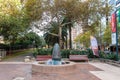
[{"left": 32, "top": 61, "right": 77, "bottom": 74}]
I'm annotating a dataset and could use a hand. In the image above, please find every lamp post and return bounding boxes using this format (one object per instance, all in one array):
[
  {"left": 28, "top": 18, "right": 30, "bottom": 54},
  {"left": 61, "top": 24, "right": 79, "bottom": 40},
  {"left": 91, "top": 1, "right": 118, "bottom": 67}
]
[{"left": 115, "top": 10, "right": 119, "bottom": 61}]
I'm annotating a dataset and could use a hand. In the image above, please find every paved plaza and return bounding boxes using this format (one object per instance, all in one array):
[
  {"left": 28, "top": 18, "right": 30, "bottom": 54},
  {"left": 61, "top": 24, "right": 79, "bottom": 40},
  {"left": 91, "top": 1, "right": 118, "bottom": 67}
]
[
  {"left": 90, "top": 62, "right": 120, "bottom": 80},
  {"left": 0, "top": 62, "right": 32, "bottom": 80},
  {"left": 1, "top": 53, "right": 120, "bottom": 80},
  {"left": 32, "top": 63, "right": 101, "bottom": 80},
  {"left": 0, "top": 62, "right": 120, "bottom": 80}
]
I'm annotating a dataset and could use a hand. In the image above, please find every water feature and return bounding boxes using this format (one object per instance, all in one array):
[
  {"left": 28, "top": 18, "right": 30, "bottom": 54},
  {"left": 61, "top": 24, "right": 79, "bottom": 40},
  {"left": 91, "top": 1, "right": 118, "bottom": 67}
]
[
  {"left": 46, "top": 43, "right": 62, "bottom": 65},
  {"left": 32, "top": 43, "right": 77, "bottom": 73}
]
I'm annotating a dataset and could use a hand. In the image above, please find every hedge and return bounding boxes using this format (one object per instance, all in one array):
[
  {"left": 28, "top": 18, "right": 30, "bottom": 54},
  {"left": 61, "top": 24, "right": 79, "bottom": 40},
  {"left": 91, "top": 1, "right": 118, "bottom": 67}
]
[{"left": 33, "top": 48, "right": 119, "bottom": 61}]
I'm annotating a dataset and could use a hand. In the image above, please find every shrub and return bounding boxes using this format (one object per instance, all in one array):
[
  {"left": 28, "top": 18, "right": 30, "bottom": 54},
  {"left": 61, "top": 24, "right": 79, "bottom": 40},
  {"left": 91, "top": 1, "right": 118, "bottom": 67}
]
[
  {"left": 86, "top": 49, "right": 94, "bottom": 58},
  {"left": 34, "top": 48, "right": 107, "bottom": 59},
  {"left": 36, "top": 48, "right": 52, "bottom": 55},
  {"left": 99, "top": 51, "right": 117, "bottom": 60},
  {"left": 61, "top": 49, "right": 70, "bottom": 58},
  {"left": 70, "top": 50, "right": 88, "bottom": 55}
]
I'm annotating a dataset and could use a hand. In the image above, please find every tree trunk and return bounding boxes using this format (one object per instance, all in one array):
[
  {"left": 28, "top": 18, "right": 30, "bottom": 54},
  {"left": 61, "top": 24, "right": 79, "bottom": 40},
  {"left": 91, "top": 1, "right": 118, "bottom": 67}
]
[
  {"left": 69, "top": 26, "right": 72, "bottom": 49},
  {"left": 59, "top": 26, "right": 63, "bottom": 49},
  {"left": 65, "top": 36, "right": 68, "bottom": 49}
]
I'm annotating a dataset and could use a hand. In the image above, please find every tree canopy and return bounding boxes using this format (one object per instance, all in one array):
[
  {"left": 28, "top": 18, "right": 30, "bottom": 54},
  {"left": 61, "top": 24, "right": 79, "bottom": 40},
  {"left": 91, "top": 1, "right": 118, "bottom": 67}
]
[{"left": 0, "top": 0, "right": 112, "bottom": 49}]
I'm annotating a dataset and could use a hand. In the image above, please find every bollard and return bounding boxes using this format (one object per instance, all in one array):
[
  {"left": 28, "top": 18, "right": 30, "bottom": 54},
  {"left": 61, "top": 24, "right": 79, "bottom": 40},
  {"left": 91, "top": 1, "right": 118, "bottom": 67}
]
[
  {"left": 31, "top": 57, "right": 36, "bottom": 62},
  {"left": 24, "top": 56, "right": 31, "bottom": 62}
]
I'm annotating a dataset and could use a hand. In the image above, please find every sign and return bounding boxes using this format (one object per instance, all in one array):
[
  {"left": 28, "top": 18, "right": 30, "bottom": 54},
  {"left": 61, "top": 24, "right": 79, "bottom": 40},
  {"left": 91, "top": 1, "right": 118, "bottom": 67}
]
[
  {"left": 111, "top": 33, "right": 116, "bottom": 44},
  {"left": 111, "top": 13, "right": 116, "bottom": 32},
  {"left": 90, "top": 36, "right": 99, "bottom": 57}
]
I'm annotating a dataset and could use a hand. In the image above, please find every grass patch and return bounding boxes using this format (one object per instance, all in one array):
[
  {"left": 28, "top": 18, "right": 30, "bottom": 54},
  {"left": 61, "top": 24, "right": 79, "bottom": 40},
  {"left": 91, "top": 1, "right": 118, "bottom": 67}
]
[{"left": 3, "top": 49, "right": 34, "bottom": 60}]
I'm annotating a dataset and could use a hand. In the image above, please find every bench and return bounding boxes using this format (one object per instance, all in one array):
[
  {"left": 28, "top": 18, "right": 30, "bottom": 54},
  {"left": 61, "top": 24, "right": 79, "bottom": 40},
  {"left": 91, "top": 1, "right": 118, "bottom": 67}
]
[
  {"left": 36, "top": 55, "right": 52, "bottom": 61},
  {"left": 69, "top": 55, "right": 89, "bottom": 62}
]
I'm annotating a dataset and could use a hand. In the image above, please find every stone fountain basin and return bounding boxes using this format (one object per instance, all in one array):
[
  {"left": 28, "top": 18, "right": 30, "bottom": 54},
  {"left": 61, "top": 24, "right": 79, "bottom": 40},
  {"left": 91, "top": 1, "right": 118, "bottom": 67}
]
[{"left": 32, "top": 61, "right": 77, "bottom": 74}]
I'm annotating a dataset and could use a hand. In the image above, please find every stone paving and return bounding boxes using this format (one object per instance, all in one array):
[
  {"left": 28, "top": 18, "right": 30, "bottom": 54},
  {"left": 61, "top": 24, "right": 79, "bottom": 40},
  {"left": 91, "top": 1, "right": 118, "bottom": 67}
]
[
  {"left": 90, "top": 62, "right": 120, "bottom": 80},
  {"left": 1, "top": 62, "right": 120, "bottom": 80},
  {"left": 32, "top": 63, "right": 101, "bottom": 80},
  {"left": 0, "top": 62, "right": 102, "bottom": 80},
  {"left": 1, "top": 53, "right": 120, "bottom": 80},
  {"left": 0, "top": 62, "right": 32, "bottom": 80}
]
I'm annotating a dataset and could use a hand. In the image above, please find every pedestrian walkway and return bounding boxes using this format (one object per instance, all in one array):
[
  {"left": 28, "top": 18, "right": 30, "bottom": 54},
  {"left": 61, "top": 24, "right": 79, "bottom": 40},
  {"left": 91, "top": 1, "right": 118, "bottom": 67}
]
[
  {"left": 90, "top": 62, "right": 120, "bottom": 80},
  {"left": 1, "top": 52, "right": 120, "bottom": 80},
  {"left": 0, "top": 61, "right": 120, "bottom": 80}
]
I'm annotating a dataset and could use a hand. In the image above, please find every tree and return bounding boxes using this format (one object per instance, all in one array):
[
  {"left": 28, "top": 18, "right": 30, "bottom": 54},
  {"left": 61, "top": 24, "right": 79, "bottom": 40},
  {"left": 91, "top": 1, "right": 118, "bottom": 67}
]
[
  {"left": 14, "top": 32, "right": 45, "bottom": 48},
  {"left": 103, "top": 24, "right": 111, "bottom": 45},
  {"left": 44, "top": 21, "right": 67, "bottom": 48},
  {"left": 0, "top": 0, "right": 29, "bottom": 43},
  {"left": 23, "top": 0, "right": 43, "bottom": 22},
  {"left": 0, "top": 0, "right": 43, "bottom": 44},
  {"left": 41, "top": 0, "right": 83, "bottom": 48},
  {"left": 41, "top": 0, "right": 112, "bottom": 49},
  {"left": 74, "top": 31, "right": 91, "bottom": 48}
]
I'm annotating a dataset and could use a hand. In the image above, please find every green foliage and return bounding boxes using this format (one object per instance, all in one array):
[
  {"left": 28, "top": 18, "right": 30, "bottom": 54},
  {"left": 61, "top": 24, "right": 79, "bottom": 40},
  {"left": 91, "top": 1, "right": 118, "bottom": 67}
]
[
  {"left": 61, "top": 49, "right": 70, "bottom": 58},
  {"left": 0, "top": 0, "right": 30, "bottom": 42},
  {"left": 0, "top": 16, "right": 29, "bottom": 42},
  {"left": 75, "top": 31, "right": 91, "bottom": 47},
  {"left": 34, "top": 48, "right": 89, "bottom": 58},
  {"left": 103, "top": 25, "right": 111, "bottom": 45},
  {"left": 99, "top": 51, "right": 117, "bottom": 60},
  {"left": 0, "top": 0, "right": 43, "bottom": 43},
  {"left": 86, "top": 49, "right": 94, "bottom": 58},
  {"left": 33, "top": 48, "right": 118, "bottom": 61},
  {"left": 12, "top": 32, "right": 46, "bottom": 50},
  {"left": 44, "top": 21, "right": 67, "bottom": 46},
  {"left": 36, "top": 48, "right": 52, "bottom": 55},
  {"left": 24, "top": 32, "right": 43, "bottom": 47},
  {"left": 24, "top": 0, "right": 42, "bottom": 21},
  {"left": 70, "top": 50, "right": 87, "bottom": 55}
]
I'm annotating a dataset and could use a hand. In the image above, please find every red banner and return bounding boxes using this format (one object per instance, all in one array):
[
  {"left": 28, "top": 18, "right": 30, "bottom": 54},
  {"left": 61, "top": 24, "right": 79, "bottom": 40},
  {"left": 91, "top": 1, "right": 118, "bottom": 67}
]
[{"left": 111, "top": 13, "right": 116, "bottom": 33}]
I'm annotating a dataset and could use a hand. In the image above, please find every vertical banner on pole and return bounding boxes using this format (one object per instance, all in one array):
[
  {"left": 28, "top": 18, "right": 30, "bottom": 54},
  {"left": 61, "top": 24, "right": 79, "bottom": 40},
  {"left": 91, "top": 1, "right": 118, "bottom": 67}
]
[
  {"left": 111, "top": 13, "right": 116, "bottom": 33},
  {"left": 90, "top": 36, "right": 99, "bottom": 57}
]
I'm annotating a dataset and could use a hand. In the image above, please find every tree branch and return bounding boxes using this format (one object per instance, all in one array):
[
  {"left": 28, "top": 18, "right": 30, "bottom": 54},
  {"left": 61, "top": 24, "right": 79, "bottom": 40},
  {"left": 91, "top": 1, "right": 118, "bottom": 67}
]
[{"left": 48, "top": 32, "right": 59, "bottom": 37}]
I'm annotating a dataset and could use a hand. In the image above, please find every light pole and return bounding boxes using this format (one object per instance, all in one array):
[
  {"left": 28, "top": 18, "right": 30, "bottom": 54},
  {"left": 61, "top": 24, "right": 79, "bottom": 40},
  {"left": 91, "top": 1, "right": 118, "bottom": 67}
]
[{"left": 115, "top": 10, "right": 119, "bottom": 61}]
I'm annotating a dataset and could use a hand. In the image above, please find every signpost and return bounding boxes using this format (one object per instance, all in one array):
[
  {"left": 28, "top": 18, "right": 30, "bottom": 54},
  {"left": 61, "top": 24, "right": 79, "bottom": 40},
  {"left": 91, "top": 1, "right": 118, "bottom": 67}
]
[
  {"left": 110, "top": 0, "right": 119, "bottom": 60},
  {"left": 111, "top": 12, "right": 119, "bottom": 61}
]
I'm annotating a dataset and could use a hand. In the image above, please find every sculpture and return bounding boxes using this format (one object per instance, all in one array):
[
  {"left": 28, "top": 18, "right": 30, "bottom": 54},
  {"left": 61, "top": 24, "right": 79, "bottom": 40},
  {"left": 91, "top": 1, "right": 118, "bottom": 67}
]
[{"left": 52, "top": 43, "right": 61, "bottom": 65}]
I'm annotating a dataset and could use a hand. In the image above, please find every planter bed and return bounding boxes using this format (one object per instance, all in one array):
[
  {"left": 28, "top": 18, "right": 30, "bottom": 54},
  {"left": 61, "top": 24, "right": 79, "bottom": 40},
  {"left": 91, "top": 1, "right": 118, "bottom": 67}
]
[
  {"left": 69, "top": 55, "right": 89, "bottom": 62},
  {"left": 36, "top": 55, "right": 52, "bottom": 61}
]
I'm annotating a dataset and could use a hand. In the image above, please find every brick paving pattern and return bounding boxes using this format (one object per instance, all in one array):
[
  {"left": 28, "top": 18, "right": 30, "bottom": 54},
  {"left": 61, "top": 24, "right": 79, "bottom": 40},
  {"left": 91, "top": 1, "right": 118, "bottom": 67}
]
[
  {"left": 0, "top": 62, "right": 101, "bottom": 80},
  {"left": 32, "top": 63, "right": 102, "bottom": 80},
  {"left": 0, "top": 63, "right": 32, "bottom": 80}
]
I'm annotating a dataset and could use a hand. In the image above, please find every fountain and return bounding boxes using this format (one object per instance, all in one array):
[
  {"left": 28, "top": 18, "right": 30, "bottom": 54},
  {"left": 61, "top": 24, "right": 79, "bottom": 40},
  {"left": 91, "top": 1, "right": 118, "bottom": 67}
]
[
  {"left": 32, "top": 43, "right": 77, "bottom": 74},
  {"left": 45, "top": 43, "right": 62, "bottom": 65}
]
